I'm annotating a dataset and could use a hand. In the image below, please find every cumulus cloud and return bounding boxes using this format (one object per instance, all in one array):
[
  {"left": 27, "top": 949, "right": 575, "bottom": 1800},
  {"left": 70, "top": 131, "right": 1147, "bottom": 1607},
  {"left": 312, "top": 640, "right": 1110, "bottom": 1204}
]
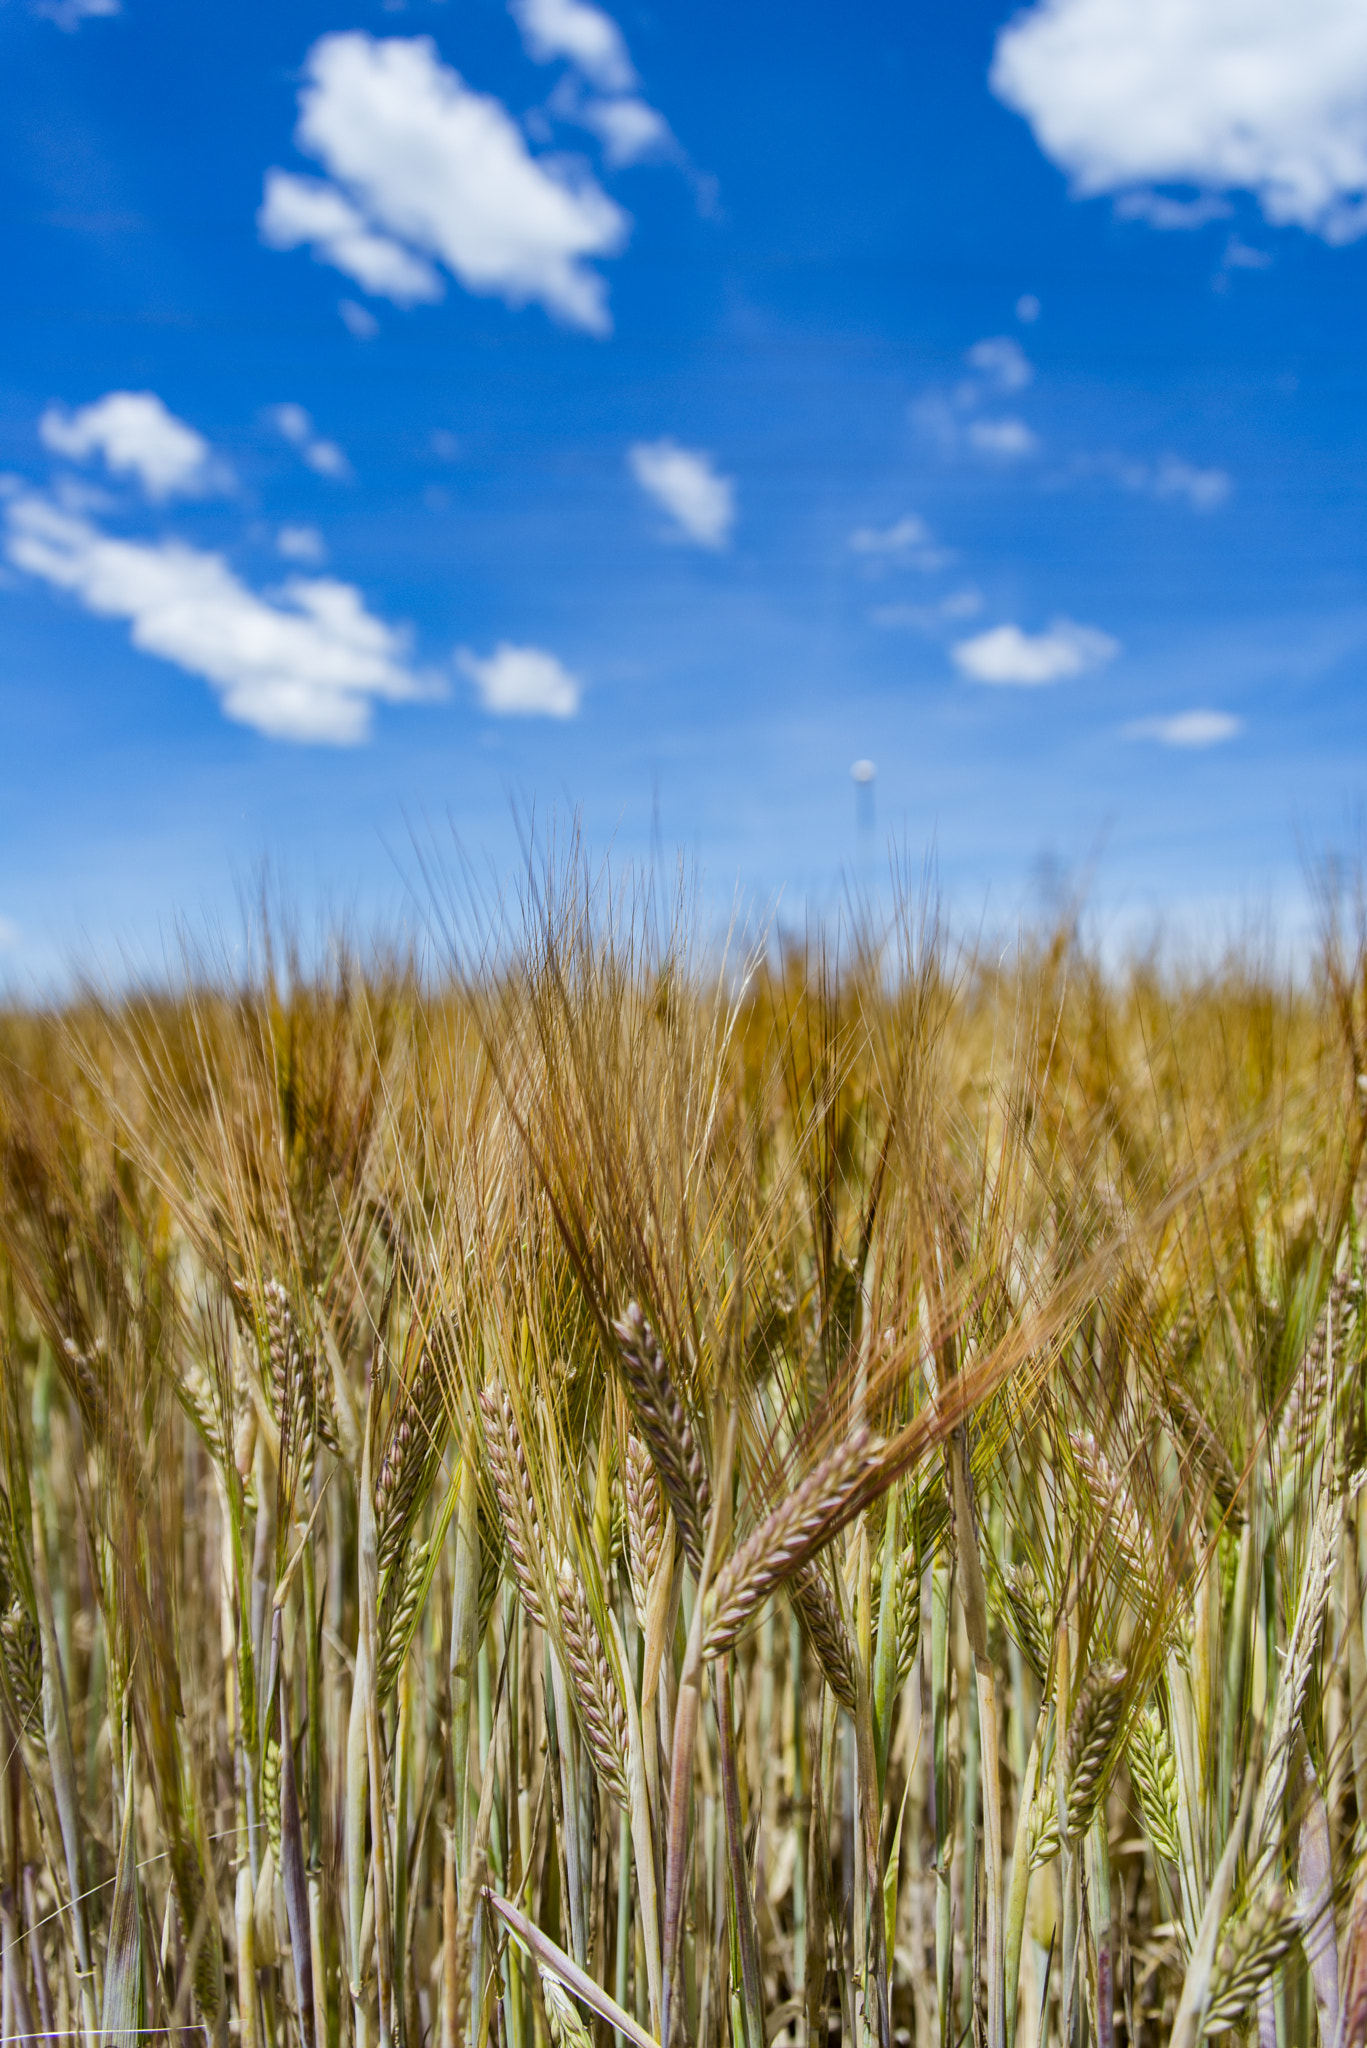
[
  {"left": 4, "top": 490, "right": 427, "bottom": 743},
  {"left": 260, "top": 34, "right": 629, "bottom": 334},
  {"left": 510, "top": 0, "right": 636, "bottom": 91},
  {"left": 953, "top": 617, "right": 1119, "bottom": 686},
  {"left": 628, "top": 439, "right": 735, "bottom": 548},
  {"left": 40, "top": 392, "right": 226, "bottom": 500},
  {"left": 259, "top": 172, "right": 442, "bottom": 304},
  {"left": 966, "top": 336, "right": 1033, "bottom": 391},
  {"left": 1124, "top": 709, "right": 1242, "bottom": 745},
  {"left": 268, "top": 404, "right": 352, "bottom": 482},
  {"left": 991, "top": 0, "right": 1367, "bottom": 243},
  {"left": 458, "top": 641, "right": 581, "bottom": 716},
  {"left": 277, "top": 524, "right": 327, "bottom": 564},
  {"left": 967, "top": 417, "right": 1040, "bottom": 459}
]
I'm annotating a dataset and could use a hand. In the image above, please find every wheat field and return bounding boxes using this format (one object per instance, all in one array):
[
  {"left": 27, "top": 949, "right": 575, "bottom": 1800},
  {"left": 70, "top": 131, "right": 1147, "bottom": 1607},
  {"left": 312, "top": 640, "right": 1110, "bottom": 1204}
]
[{"left": 0, "top": 864, "right": 1363, "bottom": 2048}]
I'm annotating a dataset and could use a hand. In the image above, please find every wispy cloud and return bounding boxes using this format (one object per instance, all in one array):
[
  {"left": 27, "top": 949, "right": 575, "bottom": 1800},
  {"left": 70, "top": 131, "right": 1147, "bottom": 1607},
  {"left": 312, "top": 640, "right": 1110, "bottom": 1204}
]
[
  {"left": 339, "top": 299, "right": 380, "bottom": 339},
  {"left": 1115, "top": 190, "right": 1230, "bottom": 230},
  {"left": 277, "top": 525, "right": 327, "bottom": 564},
  {"left": 40, "top": 393, "right": 228, "bottom": 500},
  {"left": 514, "top": 0, "right": 681, "bottom": 173},
  {"left": 1150, "top": 455, "right": 1231, "bottom": 511},
  {"left": 872, "top": 589, "right": 983, "bottom": 630},
  {"left": 967, "top": 417, "right": 1040, "bottom": 460},
  {"left": 510, "top": 0, "right": 636, "bottom": 91},
  {"left": 458, "top": 641, "right": 581, "bottom": 717},
  {"left": 629, "top": 439, "right": 735, "bottom": 548},
  {"left": 914, "top": 338, "right": 1042, "bottom": 462},
  {"left": 1057, "top": 446, "right": 1232, "bottom": 510},
  {"left": 848, "top": 514, "right": 955, "bottom": 570},
  {"left": 269, "top": 404, "right": 352, "bottom": 482},
  {"left": 5, "top": 490, "right": 431, "bottom": 743},
  {"left": 33, "top": 0, "right": 118, "bottom": 28},
  {"left": 574, "top": 92, "right": 675, "bottom": 167},
  {"left": 992, "top": 0, "right": 1367, "bottom": 243},
  {"left": 965, "top": 336, "right": 1033, "bottom": 391},
  {"left": 1124, "top": 709, "right": 1242, "bottom": 746},
  {"left": 953, "top": 617, "right": 1119, "bottom": 685},
  {"left": 260, "top": 33, "right": 629, "bottom": 335}
]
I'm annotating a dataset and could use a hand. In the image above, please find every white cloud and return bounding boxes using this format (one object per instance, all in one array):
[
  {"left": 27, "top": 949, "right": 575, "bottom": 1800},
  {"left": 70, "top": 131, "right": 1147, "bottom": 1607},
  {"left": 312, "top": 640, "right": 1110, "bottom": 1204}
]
[
  {"left": 1151, "top": 455, "right": 1231, "bottom": 510},
  {"left": 261, "top": 34, "right": 629, "bottom": 334},
  {"left": 1114, "top": 190, "right": 1231, "bottom": 229},
  {"left": 259, "top": 172, "right": 443, "bottom": 304},
  {"left": 458, "top": 641, "right": 580, "bottom": 717},
  {"left": 277, "top": 524, "right": 326, "bottom": 564},
  {"left": 966, "top": 336, "right": 1033, "bottom": 391},
  {"left": 1223, "top": 235, "right": 1273, "bottom": 269},
  {"left": 849, "top": 515, "right": 955, "bottom": 573},
  {"left": 268, "top": 404, "right": 353, "bottom": 482},
  {"left": 40, "top": 392, "right": 224, "bottom": 500},
  {"left": 967, "top": 417, "right": 1041, "bottom": 459},
  {"left": 849, "top": 515, "right": 931, "bottom": 555},
  {"left": 4, "top": 490, "right": 428, "bottom": 744},
  {"left": 953, "top": 617, "right": 1120, "bottom": 685},
  {"left": 1124, "top": 709, "right": 1242, "bottom": 746},
  {"left": 628, "top": 439, "right": 735, "bottom": 548},
  {"left": 305, "top": 440, "right": 351, "bottom": 481},
  {"left": 579, "top": 96, "right": 674, "bottom": 166},
  {"left": 991, "top": 0, "right": 1367, "bottom": 243},
  {"left": 872, "top": 589, "right": 985, "bottom": 631},
  {"left": 271, "top": 404, "right": 313, "bottom": 447},
  {"left": 339, "top": 299, "right": 380, "bottom": 338},
  {"left": 1016, "top": 293, "right": 1042, "bottom": 322},
  {"left": 33, "top": 0, "right": 117, "bottom": 28},
  {"left": 510, "top": 0, "right": 636, "bottom": 91}
]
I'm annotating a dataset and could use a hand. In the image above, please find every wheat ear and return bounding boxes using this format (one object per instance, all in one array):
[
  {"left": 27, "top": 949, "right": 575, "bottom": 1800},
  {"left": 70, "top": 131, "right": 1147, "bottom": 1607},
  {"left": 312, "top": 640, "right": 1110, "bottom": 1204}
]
[
  {"left": 540, "top": 1967, "right": 595, "bottom": 2048},
  {"left": 624, "top": 1433, "right": 664, "bottom": 1629},
  {"left": 705, "top": 1426, "right": 876, "bottom": 1654},
  {"left": 1063, "top": 1658, "right": 1127, "bottom": 1840},
  {"left": 478, "top": 1381, "right": 548, "bottom": 1627},
  {"left": 556, "top": 1564, "right": 630, "bottom": 1804},
  {"left": 1203, "top": 1893, "right": 1296, "bottom": 2033},
  {"left": 1070, "top": 1431, "right": 1143, "bottom": 1583},
  {"left": 612, "top": 1303, "right": 711, "bottom": 1570},
  {"left": 1128, "top": 1703, "right": 1181, "bottom": 1865},
  {"left": 792, "top": 1560, "right": 857, "bottom": 1712},
  {"left": 1005, "top": 1562, "right": 1052, "bottom": 1688}
]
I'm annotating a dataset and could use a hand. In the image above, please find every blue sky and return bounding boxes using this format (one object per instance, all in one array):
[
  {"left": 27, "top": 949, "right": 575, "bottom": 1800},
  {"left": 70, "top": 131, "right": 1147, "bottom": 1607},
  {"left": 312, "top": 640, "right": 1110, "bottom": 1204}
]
[{"left": 3, "top": 0, "right": 1367, "bottom": 978}]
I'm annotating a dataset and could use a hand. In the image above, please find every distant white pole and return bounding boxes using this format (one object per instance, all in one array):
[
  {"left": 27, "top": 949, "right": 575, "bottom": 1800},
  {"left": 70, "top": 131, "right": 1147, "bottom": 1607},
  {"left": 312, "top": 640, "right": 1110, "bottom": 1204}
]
[{"left": 851, "top": 758, "right": 875, "bottom": 828}]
